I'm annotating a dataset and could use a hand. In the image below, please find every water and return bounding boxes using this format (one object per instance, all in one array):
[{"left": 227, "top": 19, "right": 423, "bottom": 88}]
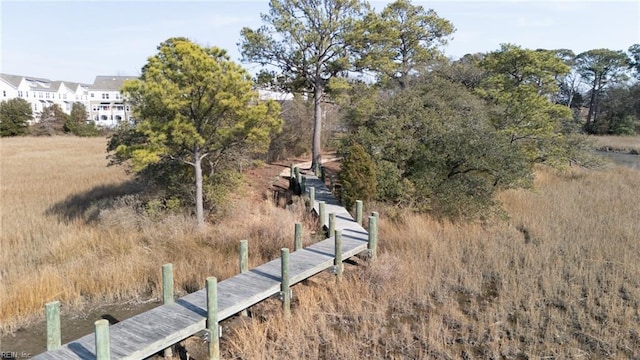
[
  {"left": 596, "top": 150, "right": 640, "bottom": 170},
  {"left": 1, "top": 300, "right": 160, "bottom": 358}
]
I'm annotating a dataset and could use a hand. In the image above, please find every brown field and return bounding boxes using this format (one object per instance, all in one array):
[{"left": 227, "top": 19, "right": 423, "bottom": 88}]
[
  {"left": 218, "top": 167, "right": 640, "bottom": 358},
  {"left": 0, "top": 136, "right": 312, "bottom": 336},
  {"left": 2, "top": 137, "right": 640, "bottom": 358},
  {"left": 592, "top": 135, "right": 640, "bottom": 153}
]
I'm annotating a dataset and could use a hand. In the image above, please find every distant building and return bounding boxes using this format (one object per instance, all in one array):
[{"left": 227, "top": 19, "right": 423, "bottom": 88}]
[
  {"left": 88, "top": 76, "right": 137, "bottom": 128},
  {"left": 0, "top": 73, "right": 90, "bottom": 123}
]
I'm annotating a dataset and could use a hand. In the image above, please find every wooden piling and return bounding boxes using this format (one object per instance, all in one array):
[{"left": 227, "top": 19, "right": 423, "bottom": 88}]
[
  {"left": 95, "top": 319, "right": 110, "bottom": 360},
  {"left": 329, "top": 213, "right": 336, "bottom": 239},
  {"left": 45, "top": 301, "right": 61, "bottom": 351},
  {"left": 239, "top": 240, "right": 248, "bottom": 274},
  {"left": 162, "top": 264, "right": 174, "bottom": 305},
  {"left": 368, "top": 215, "right": 378, "bottom": 261},
  {"left": 206, "top": 277, "right": 220, "bottom": 360},
  {"left": 318, "top": 201, "right": 326, "bottom": 231},
  {"left": 281, "top": 248, "right": 291, "bottom": 318},
  {"left": 334, "top": 230, "right": 343, "bottom": 282},
  {"left": 301, "top": 176, "right": 307, "bottom": 194},
  {"left": 294, "top": 223, "right": 302, "bottom": 251},
  {"left": 355, "top": 200, "right": 363, "bottom": 226},
  {"left": 239, "top": 240, "right": 249, "bottom": 317},
  {"left": 289, "top": 163, "right": 294, "bottom": 180},
  {"left": 308, "top": 187, "right": 315, "bottom": 209},
  {"left": 320, "top": 166, "right": 326, "bottom": 183},
  {"left": 161, "top": 264, "right": 174, "bottom": 357}
]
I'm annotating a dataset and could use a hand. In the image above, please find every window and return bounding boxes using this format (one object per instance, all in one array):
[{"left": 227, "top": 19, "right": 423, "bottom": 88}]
[
  {"left": 39, "top": 92, "right": 43, "bottom": 98},
  {"left": 115, "top": 93, "right": 121, "bottom": 100},
  {"left": 100, "top": 115, "right": 108, "bottom": 121},
  {"left": 2, "top": 90, "right": 5, "bottom": 97},
  {"left": 92, "top": 105, "right": 99, "bottom": 112},
  {"left": 102, "top": 93, "right": 109, "bottom": 99},
  {"left": 18, "top": 91, "right": 23, "bottom": 97},
  {"left": 26, "top": 92, "right": 29, "bottom": 98},
  {"left": 34, "top": 103, "right": 38, "bottom": 111},
  {"left": 125, "top": 106, "right": 130, "bottom": 112},
  {"left": 116, "top": 106, "right": 124, "bottom": 111},
  {"left": 94, "top": 115, "right": 98, "bottom": 121},
  {"left": 115, "top": 115, "right": 122, "bottom": 121},
  {"left": 45, "top": 93, "right": 50, "bottom": 99},
  {"left": 63, "top": 94, "right": 67, "bottom": 99},
  {"left": 91, "top": 93, "right": 94, "bottom": 98},
  {"left": 101, "top": 105, "right": 109, "bottom": 111}
]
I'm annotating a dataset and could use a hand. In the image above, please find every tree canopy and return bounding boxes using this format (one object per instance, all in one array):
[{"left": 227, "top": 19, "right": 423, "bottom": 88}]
[
  {"left": 0, "top": 98, "right": 32, "bottom": 137},
  {"left": 354, "top": 0, "right": 454, "bottom": 88},
  {"left": 110, "top": 37, "right": 282, "bottom": 227},
  {"left": 240, "top": 0, "right": 366, "bottom": 171}
]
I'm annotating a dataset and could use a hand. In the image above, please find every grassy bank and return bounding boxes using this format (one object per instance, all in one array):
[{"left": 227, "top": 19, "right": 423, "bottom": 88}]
[
  {"left": 592, "top": 135, "right": 640, "bottom": 154},
  {"left": 221, "top": 166, "right": 640, "bottom": 358},
  {"left": 0, "top": 137, "right": 310, "bottom": 336}
]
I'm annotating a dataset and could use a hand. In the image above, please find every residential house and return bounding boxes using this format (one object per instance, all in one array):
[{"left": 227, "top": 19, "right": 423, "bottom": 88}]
[
  {"left": 88, "top": 76, "right": 136, "bottom": 128},
  {"left": 0, "top": 73, "right": 91, "bottom": 123}
]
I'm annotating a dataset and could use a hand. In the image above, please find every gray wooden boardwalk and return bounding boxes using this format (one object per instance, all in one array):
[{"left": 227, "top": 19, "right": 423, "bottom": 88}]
[{"left": 32, "top": 173, "right": 370, "bottom": 360}]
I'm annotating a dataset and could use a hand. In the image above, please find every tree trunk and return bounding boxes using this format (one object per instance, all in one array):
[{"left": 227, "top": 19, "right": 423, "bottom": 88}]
[
  {"left": 585, "top": 79, "right": 598, "bottom": 132},
  {"left": 194, "top": 147, "right": 204, "bottom": 229},
  {"left": 311, "top": 80, "right": 323, "bottom": 171}
]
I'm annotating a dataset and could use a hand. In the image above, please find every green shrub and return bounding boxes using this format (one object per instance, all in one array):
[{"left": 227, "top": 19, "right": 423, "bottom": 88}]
[{"left": 339, "top": 142, "right": 377, "bottom": 210}]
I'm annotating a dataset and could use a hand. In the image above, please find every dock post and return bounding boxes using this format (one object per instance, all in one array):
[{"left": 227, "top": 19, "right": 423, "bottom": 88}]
[
  {"left": 294, "top": 223, "right": 302, "bottom": 251},
  {"left": 301, "top": 176, "right": 307, "bottom": 194},
  {"left": 45, "top": 301, "right": 61, "bottom": 351},
  {"left": 355, "top": 200, "right": 363, "bottom": 226},
  {"left": 95, "top": 319, "right": 110, "bottom": 360},
  {"left": 206, "top": 277, "right": 220, "bottom": 360},
  {"left": 162, "top": 264, "right": 174, "bottom": 304},
  {"left": 281, "top": 248, "right": 291, "bottom": 318},
  {"left": 329, "top": 175, "right": 335, "bottom": 192},
  {"left": 320, "top": 166, "right": 326, "bottom": 184},
  {"left": 308, "top": 187, "right": 315, "bottom": 210},
  {"left": 372, "top": 211, "right": 379, "bottom": 224},
  {"left": 368, "top": 215, "right": 378, "bottom": 261},
  {"left": 289, "top": 163, "right": 294, "bottom": 180},
  {"left": 161, "top": 263, "right": 174, "bottom": 357},
  {"left": 294, "top": 167, "right": 301, "bottom": 186},
  {"left": 239, "top": 240, "right": 249, "bottom": 316},
  {"left": 239, "top": 240, "right": 248, "bottom": 274},
  {"left": 318, "top": 201, "right": 326, "bottom": 232},
  {"left": 334, "top": 230, "right": 343, "bottom": 282},
  {"left": 329, "top": 213, "right": 336, "bottom": 239}
]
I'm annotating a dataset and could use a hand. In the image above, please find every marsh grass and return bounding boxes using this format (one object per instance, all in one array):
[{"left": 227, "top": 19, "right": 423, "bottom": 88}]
[
  {"left": 219, "top": 165, "right": 640, "bottom": 359},
  {"left": 0, "top": 137, "right": 313, "bottom": 335},
  {"left": 2, "top": 137, "right": 639, "bottom": 358},
  {"left": 592, "top": 135, "right": 640, "bottom": 154}
]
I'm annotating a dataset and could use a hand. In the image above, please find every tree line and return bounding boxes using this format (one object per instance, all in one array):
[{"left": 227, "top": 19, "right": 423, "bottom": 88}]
[
  {"left": 5, "top": 0, "right": 637, "bottom": 225},
  {"left": 0, "top": 100, "right": 100, "bottom": 137}
]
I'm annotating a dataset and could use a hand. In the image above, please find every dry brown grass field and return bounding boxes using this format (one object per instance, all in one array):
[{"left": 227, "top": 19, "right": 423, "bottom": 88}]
[
  {"left": 0, "top": 136, "right": 313, "bottom": 336},
  {"left": 218, "top": 167, "right": 640, "bottom": 359},
  {"left": 2, "top": 137, "right": 639, "bottom": 358},
  {"left": 592, "top": 135, "right": 640, "bottom": 153}
]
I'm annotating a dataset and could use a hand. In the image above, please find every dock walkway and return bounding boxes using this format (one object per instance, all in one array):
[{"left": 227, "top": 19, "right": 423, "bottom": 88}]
[{"left": 33, "top": 173, "right": 371, "bottom": 359}]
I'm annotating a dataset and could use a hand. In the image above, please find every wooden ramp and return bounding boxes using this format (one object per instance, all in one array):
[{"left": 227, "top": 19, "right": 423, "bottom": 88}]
[{"left": 33, "top": 173, "right": 371, "bottom": 360}]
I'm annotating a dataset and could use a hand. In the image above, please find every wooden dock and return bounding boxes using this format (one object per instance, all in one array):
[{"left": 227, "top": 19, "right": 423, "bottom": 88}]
[{"left": 32, "top": 172, "right": 374, "bottom": 359}]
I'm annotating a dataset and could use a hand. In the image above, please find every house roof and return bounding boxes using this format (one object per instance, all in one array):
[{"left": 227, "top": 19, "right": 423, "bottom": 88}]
[
  {"left": 0, "top": 73, "right": 25, "bottom": 88},
  {"left": 90, "top": 76, "right": 137, "bottom": 91}
]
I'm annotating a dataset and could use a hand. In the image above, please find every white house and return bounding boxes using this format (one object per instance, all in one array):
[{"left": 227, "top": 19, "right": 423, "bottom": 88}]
[
  {"left": 88, "top": 76, "right": 136, "bottom": 128},
  {"left": 0, "top": 73, "right": 91, "bottom": 123}
]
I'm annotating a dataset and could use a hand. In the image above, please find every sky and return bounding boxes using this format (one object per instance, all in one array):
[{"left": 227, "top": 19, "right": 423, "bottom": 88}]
[{"left": 1, "top": 0, "right": 638, "bottom": 84}]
